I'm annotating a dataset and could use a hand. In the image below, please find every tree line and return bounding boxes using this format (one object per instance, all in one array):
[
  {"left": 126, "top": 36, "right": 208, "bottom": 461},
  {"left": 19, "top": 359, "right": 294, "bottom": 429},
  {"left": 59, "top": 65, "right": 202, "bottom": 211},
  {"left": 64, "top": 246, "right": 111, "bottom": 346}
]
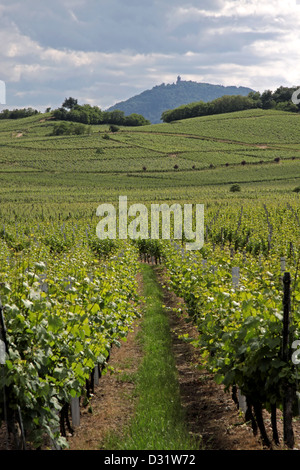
[
  {"left": 0, "top": 97, "right": 150, "bottom": 127},
  {"left": 1, "top": 86, "right": 299, "bottom": 125},
  {"left": 0, "top": 108, "right": 40, "bottom": 120},
  {"left": 52, "top": 97, "right": 150, "bottom": 126},
  {"left": 161, "top": 86, "right": 300, "bottom": 122}
]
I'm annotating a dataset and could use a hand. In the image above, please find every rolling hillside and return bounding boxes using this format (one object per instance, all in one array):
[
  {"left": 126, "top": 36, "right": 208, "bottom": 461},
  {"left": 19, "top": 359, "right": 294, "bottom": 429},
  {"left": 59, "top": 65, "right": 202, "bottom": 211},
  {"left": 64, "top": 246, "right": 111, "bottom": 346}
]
[
  {"left": 0, "top": 108, "right": 299, "bottom": 218},
  {"left": 106, "top": 78, "right": 254, "bottom": 124},
  {"left": 1, "top": 99, "right": 300, "bottom": 453},
  {"left": 0, "top": 108, "right": 299, "bottom": 222}
]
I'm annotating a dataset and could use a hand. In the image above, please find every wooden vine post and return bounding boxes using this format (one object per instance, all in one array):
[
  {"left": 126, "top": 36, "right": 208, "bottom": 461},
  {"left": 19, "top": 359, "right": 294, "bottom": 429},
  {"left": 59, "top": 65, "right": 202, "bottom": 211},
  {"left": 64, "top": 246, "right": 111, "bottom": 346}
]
[
  {"left": 282, "top": 272, "right": 295, "bottom": 449},
  {"left": 0, "top": 300, "right": 26, "bottom": 450}
]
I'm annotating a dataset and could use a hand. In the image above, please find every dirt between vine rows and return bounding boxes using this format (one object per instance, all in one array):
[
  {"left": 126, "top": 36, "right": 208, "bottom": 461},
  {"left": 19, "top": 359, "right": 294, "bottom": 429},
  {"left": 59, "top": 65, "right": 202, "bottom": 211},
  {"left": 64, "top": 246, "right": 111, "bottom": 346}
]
[{"left": 66, "top": 266, "right": 300, "bottom": 452}]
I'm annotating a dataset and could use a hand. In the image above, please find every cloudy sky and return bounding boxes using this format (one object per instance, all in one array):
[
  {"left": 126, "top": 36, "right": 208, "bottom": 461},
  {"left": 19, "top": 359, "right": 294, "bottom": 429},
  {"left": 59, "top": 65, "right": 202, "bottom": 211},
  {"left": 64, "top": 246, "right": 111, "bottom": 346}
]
[{"left": 1, "top": 0, "right": 300, "bottom": 111}]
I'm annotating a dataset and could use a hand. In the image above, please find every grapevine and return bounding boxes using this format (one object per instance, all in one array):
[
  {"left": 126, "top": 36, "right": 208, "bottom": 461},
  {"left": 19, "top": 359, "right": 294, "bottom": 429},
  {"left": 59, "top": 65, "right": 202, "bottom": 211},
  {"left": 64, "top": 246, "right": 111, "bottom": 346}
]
[{"left": 0, "top": 220, "right": 140, "bottom": 449}]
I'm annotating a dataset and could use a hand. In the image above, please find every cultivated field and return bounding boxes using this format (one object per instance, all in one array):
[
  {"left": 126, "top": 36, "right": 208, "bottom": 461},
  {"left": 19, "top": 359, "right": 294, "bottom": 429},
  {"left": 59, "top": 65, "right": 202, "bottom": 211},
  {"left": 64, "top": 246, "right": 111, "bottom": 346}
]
[{"left": 0, "top": 108, "right": 300, "bottom": 450}]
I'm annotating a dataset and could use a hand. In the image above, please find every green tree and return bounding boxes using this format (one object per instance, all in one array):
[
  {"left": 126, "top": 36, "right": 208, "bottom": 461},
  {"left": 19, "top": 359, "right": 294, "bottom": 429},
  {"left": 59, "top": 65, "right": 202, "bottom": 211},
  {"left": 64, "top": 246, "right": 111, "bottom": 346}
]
[
  {"left": 62, "top": 97, "right": 78, "bottom": 110},
  {"left": 109, "top": 124, "right": 119, "bottom": 133},
  {"left": 272, "top": 86, "right": 293, "bottom": 103},
  {"left": 53, "top": 107, "right": 69, "bottom": 120},
  {"left": 261, "top": 90, "right": 275, "bottom": 109},
  {"left": 124, "top": 113, "right": 150, "bottom": 126}
]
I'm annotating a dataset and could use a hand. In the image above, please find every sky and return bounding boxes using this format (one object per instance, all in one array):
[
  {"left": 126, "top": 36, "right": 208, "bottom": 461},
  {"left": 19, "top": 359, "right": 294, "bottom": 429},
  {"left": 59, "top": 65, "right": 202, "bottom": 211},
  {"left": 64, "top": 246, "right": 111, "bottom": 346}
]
[{"left": 1, "top": 0, "right": 300, "bottom": 111}]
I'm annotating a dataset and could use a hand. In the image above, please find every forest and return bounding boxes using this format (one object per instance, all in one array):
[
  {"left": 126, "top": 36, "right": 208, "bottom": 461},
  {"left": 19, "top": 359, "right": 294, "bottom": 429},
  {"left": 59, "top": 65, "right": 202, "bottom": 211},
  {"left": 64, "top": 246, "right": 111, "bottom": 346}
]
[{"left": 161, "top": 86, "right": 300, "bottom": 122}]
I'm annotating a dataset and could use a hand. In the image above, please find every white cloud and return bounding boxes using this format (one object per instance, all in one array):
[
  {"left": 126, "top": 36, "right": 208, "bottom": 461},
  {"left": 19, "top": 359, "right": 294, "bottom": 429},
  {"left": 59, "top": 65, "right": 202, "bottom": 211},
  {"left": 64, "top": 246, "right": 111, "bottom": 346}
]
[
  {"left": 1, "top": 0, "right": 300, "bottom": 110},
  {"left": 171, "top": 0, "right": 300, "bottom": 22}
]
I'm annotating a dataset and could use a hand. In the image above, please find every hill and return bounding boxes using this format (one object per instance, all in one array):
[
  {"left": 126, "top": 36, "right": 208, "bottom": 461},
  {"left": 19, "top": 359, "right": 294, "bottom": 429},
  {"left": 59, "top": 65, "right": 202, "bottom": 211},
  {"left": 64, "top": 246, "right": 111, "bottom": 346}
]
[
  {"left": 106, "top": 77, "right": 255, "bottom": 124},
  {"left": 1, "top": 108, "right": 300, "bottom": 453},
  {"left": 0, "top": 108, "right": 299, "bottom": 222}
]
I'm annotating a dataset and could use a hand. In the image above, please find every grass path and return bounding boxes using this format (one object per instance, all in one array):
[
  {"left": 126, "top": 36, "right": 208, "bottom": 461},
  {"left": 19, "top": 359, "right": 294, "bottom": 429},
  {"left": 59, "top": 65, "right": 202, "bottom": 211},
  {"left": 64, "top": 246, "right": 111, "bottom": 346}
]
[
  {"left": 105, "top": 263, "right": 200, "bottom": 450},
  {"left": 67, "top": 263, "right": 263, "bottom": 451}
]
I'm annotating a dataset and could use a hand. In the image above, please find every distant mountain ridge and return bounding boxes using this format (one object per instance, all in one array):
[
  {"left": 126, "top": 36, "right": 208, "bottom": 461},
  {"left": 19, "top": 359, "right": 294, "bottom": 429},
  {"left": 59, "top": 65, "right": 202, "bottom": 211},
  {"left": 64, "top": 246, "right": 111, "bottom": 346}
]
[{"left": 106, "top": 77, "right": 255, "bottom": 123}]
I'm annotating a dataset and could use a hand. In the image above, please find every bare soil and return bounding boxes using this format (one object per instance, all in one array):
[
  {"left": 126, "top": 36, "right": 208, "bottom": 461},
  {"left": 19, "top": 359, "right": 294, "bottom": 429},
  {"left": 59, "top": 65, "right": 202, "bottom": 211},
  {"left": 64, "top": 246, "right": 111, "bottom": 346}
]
[{"left": 66, "top": 318, "right": 143, "bottom": 450}]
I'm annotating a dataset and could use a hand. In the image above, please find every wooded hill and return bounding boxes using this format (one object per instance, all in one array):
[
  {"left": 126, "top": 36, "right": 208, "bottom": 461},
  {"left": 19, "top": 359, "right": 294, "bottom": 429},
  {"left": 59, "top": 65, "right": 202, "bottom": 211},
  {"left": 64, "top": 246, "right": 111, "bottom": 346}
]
[{"left": 106, "top": 77, "right": 254, "bottom": 123}]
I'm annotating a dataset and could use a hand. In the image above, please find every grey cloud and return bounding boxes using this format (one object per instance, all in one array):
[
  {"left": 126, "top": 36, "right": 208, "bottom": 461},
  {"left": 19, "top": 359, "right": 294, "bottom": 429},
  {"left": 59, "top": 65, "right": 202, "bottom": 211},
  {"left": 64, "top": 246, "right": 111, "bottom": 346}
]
[
  {"left": 0, "top": 0, "right": 245, "bottom": 54},
  {"left": 1, "top": 0, "right": 299, "bottom": 110}
]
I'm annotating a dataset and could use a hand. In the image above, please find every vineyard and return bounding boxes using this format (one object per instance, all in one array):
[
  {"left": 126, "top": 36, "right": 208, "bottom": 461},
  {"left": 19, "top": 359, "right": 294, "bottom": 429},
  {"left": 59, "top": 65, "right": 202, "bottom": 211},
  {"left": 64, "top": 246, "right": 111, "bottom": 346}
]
[
  {"left": 1, "top": 200, "right": 300, "bottom": 449},
  {"left": 137, "top": 201, "right": 300, "bottom": 449},
  {"left": 0, "top": 108, "right": 300, "bottom": 213},
  {"left": 0, "top": 108, "right": 300, "bottom": 450},
  {"left": 0, "top": 223, "right": 140, "bottom": 449}
]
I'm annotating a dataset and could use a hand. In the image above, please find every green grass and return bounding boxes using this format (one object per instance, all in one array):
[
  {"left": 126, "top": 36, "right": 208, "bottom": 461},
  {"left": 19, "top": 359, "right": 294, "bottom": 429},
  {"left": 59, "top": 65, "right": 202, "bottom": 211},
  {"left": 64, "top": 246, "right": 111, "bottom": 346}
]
[
  {"left": 134, "top": 108, "right": 300, "bottom": 143},
  {"left": 104, "top": 264, "right": 201, "bottom": 451},
  {"left": 0, "top": 108, "right": 300, "bottom": 221}
]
